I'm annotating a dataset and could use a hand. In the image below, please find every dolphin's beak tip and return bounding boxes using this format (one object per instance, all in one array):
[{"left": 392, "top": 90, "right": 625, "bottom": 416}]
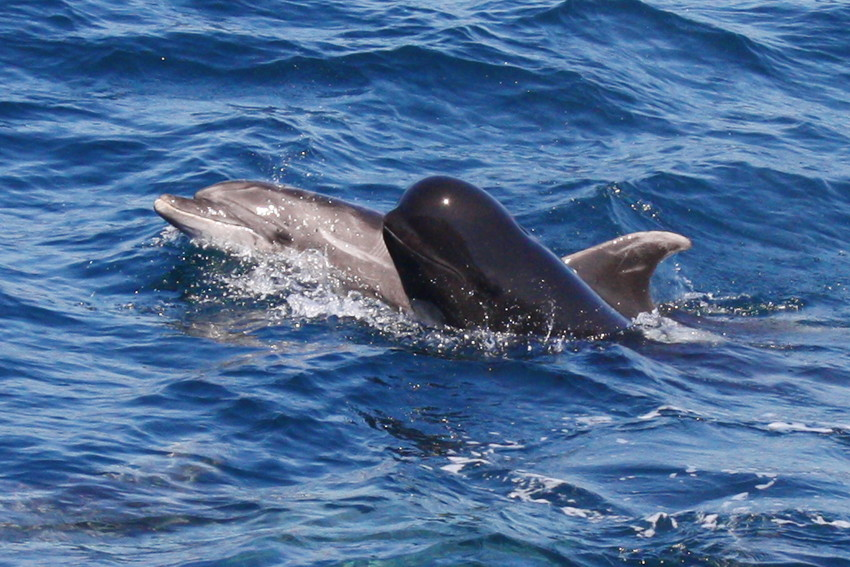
[{"left": 153, "top": 194, "right": 175, "bottom": 216}]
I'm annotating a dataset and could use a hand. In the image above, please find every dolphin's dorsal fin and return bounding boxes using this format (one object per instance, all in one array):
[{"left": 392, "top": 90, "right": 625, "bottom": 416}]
[{"left": 563, "top": 231, "right": 691, "bottom": 319}]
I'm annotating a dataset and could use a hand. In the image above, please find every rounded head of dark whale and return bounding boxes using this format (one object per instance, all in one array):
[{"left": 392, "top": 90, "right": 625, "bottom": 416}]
[{"left": 382, "top": 176, "right": 630, "bottom": 337}]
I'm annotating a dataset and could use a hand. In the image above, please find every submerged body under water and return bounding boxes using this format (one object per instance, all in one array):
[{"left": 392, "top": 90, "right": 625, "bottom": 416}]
[{"left": 1, "top": 0, "right": 850, "bottom": 565}]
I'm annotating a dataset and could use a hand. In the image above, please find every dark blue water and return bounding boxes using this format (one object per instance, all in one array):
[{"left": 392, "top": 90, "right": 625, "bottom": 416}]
[{"left": 2, "top": 1, "right": 850, "bottom": 565}]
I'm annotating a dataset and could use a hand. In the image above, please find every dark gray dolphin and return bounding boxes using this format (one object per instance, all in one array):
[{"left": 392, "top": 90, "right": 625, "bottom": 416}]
[
  {"left": 154, "top": 178, "right": 690, "bottom": 332},
  {"left": 383, "top": 176, "right": 631, "bottom": 336}
]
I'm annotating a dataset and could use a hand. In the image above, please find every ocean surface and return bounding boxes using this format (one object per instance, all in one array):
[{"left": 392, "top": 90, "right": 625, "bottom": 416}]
[{"left": 2, "top": 1, "right": 849, "bottom": 565}]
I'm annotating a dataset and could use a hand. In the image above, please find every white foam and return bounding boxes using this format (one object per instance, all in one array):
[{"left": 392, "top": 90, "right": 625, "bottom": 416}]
[
  {"left": 572, "top": 415, "right": 614, "bottom": 427},
  {"left": 508, "top": 472, "right": 570, "bottom": 504},
  {"left": 181, "top": 246, "right": 422, "bottom": 336},
  {"left": 814, "top": 515, "right": 850, "bottom": 529},
  {"left": 561, "top": 506, "right": 604, "bottom": 521},
  {"left": 441, "top": 456, "right": 488, "bottom": 475},
  {"left": 632, "top": 310, "right": 723, "bottom": 344},
  {"left": 513, "top": 472, "right": 570, "bottom": 491},
  {"left": 636, "top": 512, "right": 678, "bottom": 538},
  {"left": 772, "top": 517, "right": 806, "bottom": 527},
  {"left": 700, "top": 513, "right": 719, "bottom": 530},
  {"left": 637, "top": 405, "right": 700, "bottom": 421},
  {"left": 766, "top": 422, "right": 834, "bottom": 434},
  {"left": 508, "top": 489, "right": 551, "bottom": 505},
  {"left": 154, "top": 225, "right": 183, "bottom": 245},
  {"left": 487, "top": 441, "right": 526, "bottom": 451}
]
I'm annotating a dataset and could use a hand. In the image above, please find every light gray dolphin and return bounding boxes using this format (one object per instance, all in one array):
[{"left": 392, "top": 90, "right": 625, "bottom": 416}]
[
  {"left": 154, "top": 179, "right": 690, "bottom": 324},
  {"left": 563, "top": 231, "right": 691, "bottom": 319},
  {"left": 154, "top": 180, "right": 412, "bottom": 309}
]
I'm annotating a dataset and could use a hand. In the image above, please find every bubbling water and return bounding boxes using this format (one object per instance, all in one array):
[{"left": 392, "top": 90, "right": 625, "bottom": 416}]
[{"left": 161, "top": 230, "right": 714, "bottom": 354}]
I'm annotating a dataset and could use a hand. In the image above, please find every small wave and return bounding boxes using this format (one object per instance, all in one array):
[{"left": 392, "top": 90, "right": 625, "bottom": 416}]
[
  {"left": 677, "top": 291, "right": 805, "bottom": 318},
  {"left": 813, "top": 515, "right": 850, "bottom": 530},
  {"left": 634, "top": 511, "right": 679, "bottom": 538},
  {"left": 632, "top": 310, "right": 724, "bottom": 344},
  {"left": 765, "top": 421, "right": 836, "bottom": 435},
  {"left": 165, "top": 241, "right": 419, "bottom": 336},
  {"left": 441, "top": 456, "right": 489, "bottom": 475},
  {"left": 637, "top": 405, "right": 705, "bottom": 422},
  {"left": 500, "top": 469, "right": 630, "bottom": 526}
]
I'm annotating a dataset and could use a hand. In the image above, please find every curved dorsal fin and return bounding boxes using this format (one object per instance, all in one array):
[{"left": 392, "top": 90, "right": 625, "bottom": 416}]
[{"left": 563, "top": 231, "right": 691, "bottom": 319}]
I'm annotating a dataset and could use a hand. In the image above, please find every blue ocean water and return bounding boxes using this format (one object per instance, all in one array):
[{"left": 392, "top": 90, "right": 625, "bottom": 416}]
[{"left": 2, "top": 0, "right": 850, "bottom": 565}]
